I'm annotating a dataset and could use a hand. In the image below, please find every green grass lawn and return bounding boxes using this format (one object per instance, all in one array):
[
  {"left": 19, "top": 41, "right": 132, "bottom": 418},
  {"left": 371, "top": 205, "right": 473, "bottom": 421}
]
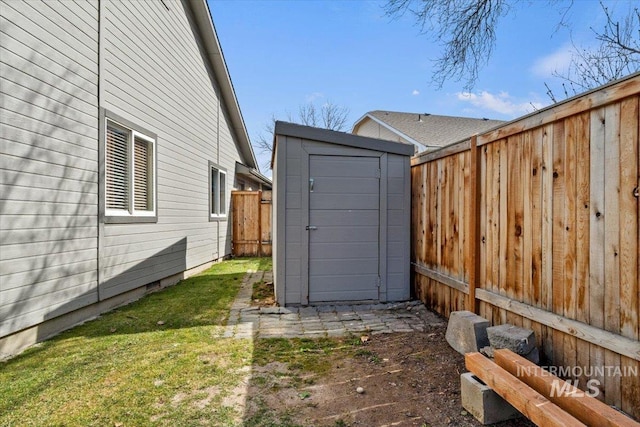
[{"left": 0, "top": 257, "right": 271, "bottom": 427}]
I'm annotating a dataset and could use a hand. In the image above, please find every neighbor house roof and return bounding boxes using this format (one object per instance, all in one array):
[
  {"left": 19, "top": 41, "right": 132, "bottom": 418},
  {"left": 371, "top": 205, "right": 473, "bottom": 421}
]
[
  {"left": 190, "top": 0, "right": 259, "bottom": 170},
  {"left": 353, "top": 110, "right": 505, "bottom": 150},
  {"left": 235, "top": 162, "right": 272, "bottom": 190}
]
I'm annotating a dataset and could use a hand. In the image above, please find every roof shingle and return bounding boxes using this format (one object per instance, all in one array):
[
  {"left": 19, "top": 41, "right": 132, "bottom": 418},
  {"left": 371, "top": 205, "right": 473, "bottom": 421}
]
[{"left": 365, "top": 110, "right": 505, "bottom": 148}]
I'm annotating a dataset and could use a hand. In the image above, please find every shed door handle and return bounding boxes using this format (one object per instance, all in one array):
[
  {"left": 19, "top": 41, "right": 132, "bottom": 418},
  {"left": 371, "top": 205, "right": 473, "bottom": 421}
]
[
  {"left": 309, "top": 178, "right": 314, "bottom": 192},
  {"left": 306, "top": 225, "right": 317, "bottom": 231}
]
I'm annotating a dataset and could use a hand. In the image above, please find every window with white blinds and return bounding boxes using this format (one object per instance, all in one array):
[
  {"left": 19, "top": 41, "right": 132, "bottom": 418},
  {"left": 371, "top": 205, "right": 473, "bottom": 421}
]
[
  {"left": 105, "top": 119, "right": 155, "bottom": 218},
  {"left": 106, "top": 124, "right": 129, "bottom": 210},
  {"left": 209, "top": 162, "right": 226, "bottom": 219},
  {"left": 134, "top": 136, "right": 153, "bottom": 211}
]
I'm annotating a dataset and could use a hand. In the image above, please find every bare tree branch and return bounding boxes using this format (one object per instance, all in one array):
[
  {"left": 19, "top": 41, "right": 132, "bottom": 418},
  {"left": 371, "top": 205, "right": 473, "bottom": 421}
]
[
  {"left": 595, "top": 2, "right": 640, "bottom": 55},
  {"left": 385, "top": 0, "right": 509, "bottom": 90},
  {"left": 386, "top": 0, "right": 638, "bottom": 98},
  {"left": 253, "top": 101, "right": 350, "bottom": 169},
  {"left": 549, "top": 1, "right": 640, "bottom": 99}
]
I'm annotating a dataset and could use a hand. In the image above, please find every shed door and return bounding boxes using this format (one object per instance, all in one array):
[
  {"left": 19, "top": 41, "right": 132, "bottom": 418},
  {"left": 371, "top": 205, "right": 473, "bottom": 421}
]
[{"left": 308, "top": 155, "right": 380, "bottom": 302}]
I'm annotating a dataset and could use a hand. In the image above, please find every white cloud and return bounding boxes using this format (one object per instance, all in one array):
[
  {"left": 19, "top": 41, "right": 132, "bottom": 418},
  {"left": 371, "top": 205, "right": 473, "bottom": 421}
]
[
  {"left": 531, "top": 44, "right": 574, "bottom": 78},
  {"left": 456, "top": 91, "right": 547, "bottom": 117},
  {"left": 305, "top": 92, "right": 324, "bottom": 102},
  {"left": 412, "top": 89, "right": 420, "bottom": 96}
]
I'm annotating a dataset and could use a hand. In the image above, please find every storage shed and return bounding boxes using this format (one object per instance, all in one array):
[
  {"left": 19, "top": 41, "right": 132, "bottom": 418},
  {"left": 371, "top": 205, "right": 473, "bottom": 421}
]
[{"left": 272, "top": 122, "right": 414, "bottom": 305}]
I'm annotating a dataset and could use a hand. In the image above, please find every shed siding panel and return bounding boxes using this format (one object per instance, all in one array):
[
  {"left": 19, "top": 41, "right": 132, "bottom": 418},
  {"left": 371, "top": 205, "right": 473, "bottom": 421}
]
[
  {"left": 283, "top": 137, "right": 304, "bottom": 302},
  {"left": 0, "top": 1, "right": 99, "bottom": 337},
  {"left": 387, "top": 155, "right": 410, "bottom": 300},
  {"left": 99, "top": 1, "right": 247, "bottom": 298}
]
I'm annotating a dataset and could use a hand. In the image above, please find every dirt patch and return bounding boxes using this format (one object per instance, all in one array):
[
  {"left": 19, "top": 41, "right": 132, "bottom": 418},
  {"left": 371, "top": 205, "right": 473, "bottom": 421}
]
[
  {"left": 251, "top": 280, "right": 276, "bottom": 307},
  {"left": 245, "top": 324, "right": 534, "bottom": 427}
]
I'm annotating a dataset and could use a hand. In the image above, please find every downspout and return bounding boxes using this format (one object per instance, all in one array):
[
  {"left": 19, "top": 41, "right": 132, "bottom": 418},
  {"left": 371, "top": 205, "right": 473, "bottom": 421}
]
[
  {"left": 96, "top": 0, "right": 105, "bottom": 301},
  {"left": 217, "top": 93, "right": 221, "bottom": 259}
]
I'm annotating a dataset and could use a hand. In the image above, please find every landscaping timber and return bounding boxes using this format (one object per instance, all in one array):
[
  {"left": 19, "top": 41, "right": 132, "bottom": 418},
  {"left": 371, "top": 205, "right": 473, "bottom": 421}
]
[
  {"left": 465, "top": 352, "right": 587, "bottom": 427},
  {"left": 494, "top": 349, "right": 640, "bottom": 427}
]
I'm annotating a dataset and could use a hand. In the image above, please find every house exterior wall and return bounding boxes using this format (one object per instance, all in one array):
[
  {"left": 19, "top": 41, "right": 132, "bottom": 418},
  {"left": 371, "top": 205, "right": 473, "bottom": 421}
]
[
  {"left": 0, "top": 0, "right": 255, "bottom": 354},
  {"left": 1, "top": 0, "right": 100, "bottom": 338},
  {"left": 273, "top": 131, "right": 410, "bottom": 305},
  {"left": 354, "top": 117, "right": 406, "bottom": 144},
  {"left": 99, "top": 0, "right": 242, "bottom": 299}
]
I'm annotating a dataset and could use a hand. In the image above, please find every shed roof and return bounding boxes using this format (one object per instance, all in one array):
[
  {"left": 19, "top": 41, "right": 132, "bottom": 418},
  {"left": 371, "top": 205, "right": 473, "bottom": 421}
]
[
  {"left": 353, "top": 111, "right": 505, "bottom": 148},
  {"left": 273, "top": 121, "right": 415, "bottom": 167}
]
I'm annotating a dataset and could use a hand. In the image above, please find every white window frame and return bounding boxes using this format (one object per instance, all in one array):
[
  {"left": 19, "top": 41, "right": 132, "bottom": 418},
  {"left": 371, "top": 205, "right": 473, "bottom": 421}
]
[
  {"left": 209, "top": 161, "right": 227, "bottom": 220},
  {"left": 104, "top": 118, "right": 157, "bottom": 220}
]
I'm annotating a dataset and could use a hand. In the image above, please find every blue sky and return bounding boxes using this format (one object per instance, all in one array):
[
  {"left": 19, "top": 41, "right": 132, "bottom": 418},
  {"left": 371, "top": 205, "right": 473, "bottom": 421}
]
[{"left": 208, "top": 0, "right": 635, "bottom": 173}]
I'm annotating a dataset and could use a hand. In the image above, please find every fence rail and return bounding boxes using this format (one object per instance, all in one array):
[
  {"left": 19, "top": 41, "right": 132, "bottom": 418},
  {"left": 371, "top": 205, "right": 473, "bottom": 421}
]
[{"left": 411, "top": 74, "right": 640, "bottom": 419}]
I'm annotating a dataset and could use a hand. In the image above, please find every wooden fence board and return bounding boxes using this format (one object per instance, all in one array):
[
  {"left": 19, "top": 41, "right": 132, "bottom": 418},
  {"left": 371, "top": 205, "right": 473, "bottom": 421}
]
[
  {"left": 499, "top": 138, "right": 508, "bottom": 325},
  {"left": 489, "top": 142, "right": 502, "bottom": 325},
  {"left": 530, "top": 127, "right": 543, "bottom": 308},
  {"left": 564, "top": 115, "right": 578, "bottom": 382},
  {"left": 530, "top": 127, "right": 544, "bottom": 350},
  {"left": 604, "top": 103, "right": 622, "bottom": 407},
  {"left": 522, "top": 131, "right": 533, "bottom": 332},
  {"left": 576, "top": 111, "right": 591, "bottom": 389},
  {"left": 589, "top": 106, "right": 607, "bottom": 398},
  {"left": 552, "top": 120, "right": 566, "bottom": 367},
  {"left": 478, "top": 141, "right": 487, "bottom": 317},
  {"left": 506, "top": 135, "right": 522, "bottom": 326}
]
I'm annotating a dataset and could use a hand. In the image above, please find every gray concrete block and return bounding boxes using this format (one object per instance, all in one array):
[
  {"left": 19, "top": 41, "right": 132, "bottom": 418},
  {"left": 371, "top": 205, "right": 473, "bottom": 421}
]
[
  {"left": 460, "top": 372, "right": 521, "bottom": 425},
  {"left": 480, "top": 346, "right": 494, "bottom": 358},
  {"left": 522, "top": 346, "right": 540, "bottom": 364},
  {"left": 487, "top": 324, "right": 536, "bottom": 356},
  {"left": 445, "top": 311, "right": 490, "bottom": 355}
]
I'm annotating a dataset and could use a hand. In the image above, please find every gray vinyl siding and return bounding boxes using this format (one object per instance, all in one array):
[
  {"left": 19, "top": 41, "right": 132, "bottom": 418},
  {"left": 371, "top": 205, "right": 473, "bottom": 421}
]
[
  {"left": 0, "top": 1, "right": 99, "bottom": 336},
  {"left": 99, "top": 0, "right": 244, "bottom": 298}
]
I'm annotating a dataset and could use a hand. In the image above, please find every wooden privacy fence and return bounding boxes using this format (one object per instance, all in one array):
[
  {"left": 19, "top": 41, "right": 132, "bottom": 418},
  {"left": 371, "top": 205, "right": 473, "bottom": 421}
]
[
  {"left": 231, "top": 190, "right": 272, "bottom": 256},
  {"left": 411, "top": 74, "right": 640, "bottom": 419}
]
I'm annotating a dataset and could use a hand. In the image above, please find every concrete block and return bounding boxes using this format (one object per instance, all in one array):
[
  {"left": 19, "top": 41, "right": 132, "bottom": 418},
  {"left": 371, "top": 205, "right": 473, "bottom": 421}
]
[
  {"left": 487, "top": 324, "right": 536, "bottom": 356},
  {"left": 445, "top": 311, "right": 490, "bottom": 355},
  {"left": 479, "top": 346, "right": 494, "bottom": 358},
  {"left": 460, "top": 372, "right": 521, "bottom": 425},
  {"left": 522, "top": 346, "right": 540, "bottom": 364},
  {"left": 480, "top": 345, "right": 539, "bottom": 364}
]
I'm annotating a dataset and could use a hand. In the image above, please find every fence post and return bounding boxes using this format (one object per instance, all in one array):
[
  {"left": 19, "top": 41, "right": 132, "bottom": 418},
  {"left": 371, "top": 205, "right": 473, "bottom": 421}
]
[
  {"left": 257, "top": 190, "right": 262, "bottom": 257},
  {"left": 468, "top": 135, "right": 481, "bottom": 314}
]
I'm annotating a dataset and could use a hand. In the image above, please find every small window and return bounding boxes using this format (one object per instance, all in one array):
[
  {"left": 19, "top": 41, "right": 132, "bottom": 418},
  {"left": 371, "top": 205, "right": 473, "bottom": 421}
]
[
  {"left": 105, "top": 118, "right": 156, "bottom": 221},
  {"left": 209, "top": 162, "right": 227, "bottom": 219}
]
